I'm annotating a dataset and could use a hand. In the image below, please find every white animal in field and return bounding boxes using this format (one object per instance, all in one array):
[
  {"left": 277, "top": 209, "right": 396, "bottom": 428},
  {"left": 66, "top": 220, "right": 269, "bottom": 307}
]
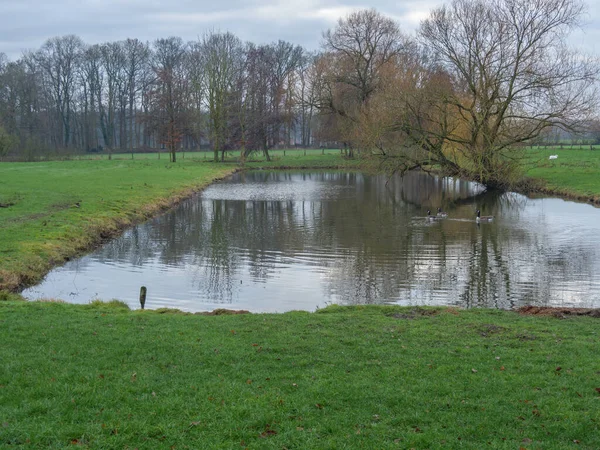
[{"left": 549, "top": 155, "right": 558, "bottom": 160}]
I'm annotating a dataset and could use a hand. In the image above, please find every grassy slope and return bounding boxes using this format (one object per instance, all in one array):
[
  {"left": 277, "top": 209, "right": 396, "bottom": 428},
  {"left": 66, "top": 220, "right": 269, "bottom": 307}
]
[
  {"left": 523, "top": 147, "right": 600, "bottom": 201},
  {"left": 0, "top": 159, "right": 235, "bottom": 290},
  {"left": 1, "top": 302, "right": 598, "bottom": 449}
]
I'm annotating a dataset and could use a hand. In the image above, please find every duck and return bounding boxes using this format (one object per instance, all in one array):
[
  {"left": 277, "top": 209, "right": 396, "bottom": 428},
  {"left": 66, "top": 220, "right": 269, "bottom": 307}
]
[
  {"left": 476, "top": 210, "right": 494, "bottom": 223},
  {"left": 436, "top": 207, "right": 448, "bottom": 218},
  {"left": 426, "top": 210, "right": 440, "bottom": 222}
]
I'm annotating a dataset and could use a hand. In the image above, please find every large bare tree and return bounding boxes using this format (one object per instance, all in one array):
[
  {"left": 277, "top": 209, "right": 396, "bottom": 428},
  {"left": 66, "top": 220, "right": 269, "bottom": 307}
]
[{"left": 418, "top": 0, "right": 597, "bottom": 187}]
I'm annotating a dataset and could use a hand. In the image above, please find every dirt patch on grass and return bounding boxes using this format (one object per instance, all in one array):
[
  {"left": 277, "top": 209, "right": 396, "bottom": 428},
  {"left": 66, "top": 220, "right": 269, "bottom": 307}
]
[
  {"left": 478, "top": 324, "right": 507, "bottom": 337},
  {"left": 390, "top": 307, "right": 440, "bottom": 319},
  {"left": 516, "top": 331, "right": 537, "bottom": 341},
  {"left": 153, "top": 308, "right": 190, "bottom": 315},
  {"left": 517, "top": 305, "right": 600, "bottom": 318},
  {"left": 197, "top": 308, "right": 250, "bottom": 316},
  {"left": 0, "top": 194, "right": 22, "bottom": 209},
  {"left": 3, "top": 202, "right": 74, "bottom": 225}
]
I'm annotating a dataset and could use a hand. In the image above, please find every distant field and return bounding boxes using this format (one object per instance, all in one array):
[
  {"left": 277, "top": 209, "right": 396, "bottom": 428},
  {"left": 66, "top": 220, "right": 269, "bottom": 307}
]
[
  {"left": 522, "top": 147, "right": 600, "bottom": 200},
  {"left": 14, "top": 144, "right": 600, "bottom": 199},
  {"left": 68, "top": 148, "right": 345, "bottom": 161}
]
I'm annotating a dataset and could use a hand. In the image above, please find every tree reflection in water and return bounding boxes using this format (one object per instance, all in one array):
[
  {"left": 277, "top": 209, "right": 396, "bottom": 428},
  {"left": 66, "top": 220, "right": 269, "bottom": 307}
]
[{"left": 25, "top": 171, "right": 600, "bottom": 311}]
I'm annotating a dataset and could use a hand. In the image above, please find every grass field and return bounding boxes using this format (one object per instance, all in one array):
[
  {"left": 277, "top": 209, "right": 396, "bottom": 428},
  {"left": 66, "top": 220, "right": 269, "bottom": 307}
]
[
  {"left": 1, "top": 301, "right": 598, "bottom": 449},
  {"left": 522, "top": 147, "right": 600, "bottom": 201}
]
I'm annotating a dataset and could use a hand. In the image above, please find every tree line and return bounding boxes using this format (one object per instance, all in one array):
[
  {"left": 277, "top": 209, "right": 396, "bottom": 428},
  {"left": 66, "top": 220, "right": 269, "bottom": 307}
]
[
  {"left": 0, "top": 33, "right": 313, "bottom": 163},
  {"left": 0, "top": 0, "right": 597, "bottom": 186}
]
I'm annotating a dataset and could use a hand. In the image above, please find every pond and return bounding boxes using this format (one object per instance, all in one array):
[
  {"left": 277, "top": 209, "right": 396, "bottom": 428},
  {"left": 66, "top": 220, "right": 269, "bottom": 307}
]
[{"left": 23, "top": 170, "right": 600, "bottom": 312}]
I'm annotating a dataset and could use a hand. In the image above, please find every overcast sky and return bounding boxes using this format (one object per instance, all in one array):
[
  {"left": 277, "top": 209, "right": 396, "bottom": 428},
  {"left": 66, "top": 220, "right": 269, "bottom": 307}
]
[{"left": 1, "top": 0, "right": 598, "bottom": 60}]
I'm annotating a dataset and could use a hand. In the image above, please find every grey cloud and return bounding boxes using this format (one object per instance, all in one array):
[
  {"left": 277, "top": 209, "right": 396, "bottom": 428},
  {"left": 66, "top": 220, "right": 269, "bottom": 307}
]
[{"left": 0, "top": 0, "right": 597, "bottom": 60}]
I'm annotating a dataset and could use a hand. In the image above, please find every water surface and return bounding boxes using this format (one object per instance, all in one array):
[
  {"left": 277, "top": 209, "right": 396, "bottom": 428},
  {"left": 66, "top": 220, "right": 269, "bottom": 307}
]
[{"left": 23, "top": 171, "right": 600, "bottom": 312}]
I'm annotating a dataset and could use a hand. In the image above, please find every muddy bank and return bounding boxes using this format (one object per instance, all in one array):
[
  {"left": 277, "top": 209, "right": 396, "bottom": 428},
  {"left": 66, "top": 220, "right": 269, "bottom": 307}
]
[{"left": 517, "top": 305, "right": 600, "bottom": 318}]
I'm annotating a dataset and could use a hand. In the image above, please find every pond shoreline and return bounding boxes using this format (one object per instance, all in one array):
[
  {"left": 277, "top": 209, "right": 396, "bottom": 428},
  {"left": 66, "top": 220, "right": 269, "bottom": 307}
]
[
  {"left": 2, "top": 161, "right": 357, "bottom": 294},
  {"left": 1, "top": 164, "right": 241, "bottom": 293},
  {"left": 519, "top": 183, "right": 600, "bottom": 206},
  {"left": 2, "top": 158, "right": 598, "bottom": 297}
]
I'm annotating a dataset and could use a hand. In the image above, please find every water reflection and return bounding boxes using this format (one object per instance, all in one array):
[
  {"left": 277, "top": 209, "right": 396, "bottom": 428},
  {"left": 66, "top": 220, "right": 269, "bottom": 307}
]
[{"left": 23, "top": 171, "right": 600, "bottom": 311}]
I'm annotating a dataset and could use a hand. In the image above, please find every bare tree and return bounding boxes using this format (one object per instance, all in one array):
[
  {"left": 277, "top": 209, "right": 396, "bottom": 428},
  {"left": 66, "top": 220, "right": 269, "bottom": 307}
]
[
  {"left": 418, "top": 0, "right": 598, "bottom": 187},
  {"left": 6, "top": 56, "right": 47, "bottom": 156},
  {"left": 147, "top": 37, "right": 189, "bottom": 162},
  {"left": 243, "top": 44, "right": 273, "bottom": 158},
  {"left": 319, "top": 9, "right": 408, "bottom": 156},
  {"left": 79, "top": 45, "right": 102, "bottom": 152},
  {"left": 122, "top": 39, "right": 151, "bottom": 156},
  {"left": 34, "top": 35, "right": 84, "bottom": 149},
  {"left": 323, "top": 9, "right": 405, "bottom": 104},
  {"left": 99, "top": 42, "right": 127, "bottom": 158},
  {"left": 186, "top": 41, "right": 207, "bottom": 151},
  {"left": 200, "top": 31, "right": 243, "bottom": 162},
  {"left": 269, "top": 41, "right": 303, "bottom": 149},
  {"left": 296, "top": 52, "right": 320, "bottom": 148}
]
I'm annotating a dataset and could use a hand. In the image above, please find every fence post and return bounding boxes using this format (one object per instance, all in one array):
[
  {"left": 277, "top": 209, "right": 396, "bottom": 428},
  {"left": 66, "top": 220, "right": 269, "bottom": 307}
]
[{"left": 139, "top": 286, "right": 147, "bottom": 310}]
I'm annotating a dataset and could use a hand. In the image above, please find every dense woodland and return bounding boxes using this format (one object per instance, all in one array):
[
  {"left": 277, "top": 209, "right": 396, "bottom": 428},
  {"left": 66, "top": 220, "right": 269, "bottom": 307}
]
[{"left": 0, "top": 0, "right": 598, "bottom": 186}]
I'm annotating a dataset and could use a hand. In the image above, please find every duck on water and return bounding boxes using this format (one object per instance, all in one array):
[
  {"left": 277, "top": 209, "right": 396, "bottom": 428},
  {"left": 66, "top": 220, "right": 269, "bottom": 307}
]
[
  {"left": 476, "top": 210, "right": 494, "bottom": 223},
  {"left": 426, "top": 210, "right": 441, "bottom": 221},
  {"left": 426, "top": 209, "right": 494, "bottom": 223}
]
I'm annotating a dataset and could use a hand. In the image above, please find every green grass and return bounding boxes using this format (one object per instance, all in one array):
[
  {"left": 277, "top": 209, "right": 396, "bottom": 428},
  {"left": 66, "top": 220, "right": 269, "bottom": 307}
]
[
  {"left": 242, "top": 151, "right": 362, "bottom": 170},
  {"left": 0, "top": 158, "right": 235, "bottom": 290},
  {"left": 522, "top": 147, "right": 600, "bottom": 201},
  {"left": 61, "top": 148, "right": 345, "bottom": 161},
  {"left": 0, "top": 302, "right": 598, "bottom": 448}
]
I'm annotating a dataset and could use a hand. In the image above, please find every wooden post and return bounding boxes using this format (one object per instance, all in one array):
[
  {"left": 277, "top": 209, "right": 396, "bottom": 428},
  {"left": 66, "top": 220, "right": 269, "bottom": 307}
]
[{"left": 139, "top": 286, "right": 147, "bottom": 310}]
